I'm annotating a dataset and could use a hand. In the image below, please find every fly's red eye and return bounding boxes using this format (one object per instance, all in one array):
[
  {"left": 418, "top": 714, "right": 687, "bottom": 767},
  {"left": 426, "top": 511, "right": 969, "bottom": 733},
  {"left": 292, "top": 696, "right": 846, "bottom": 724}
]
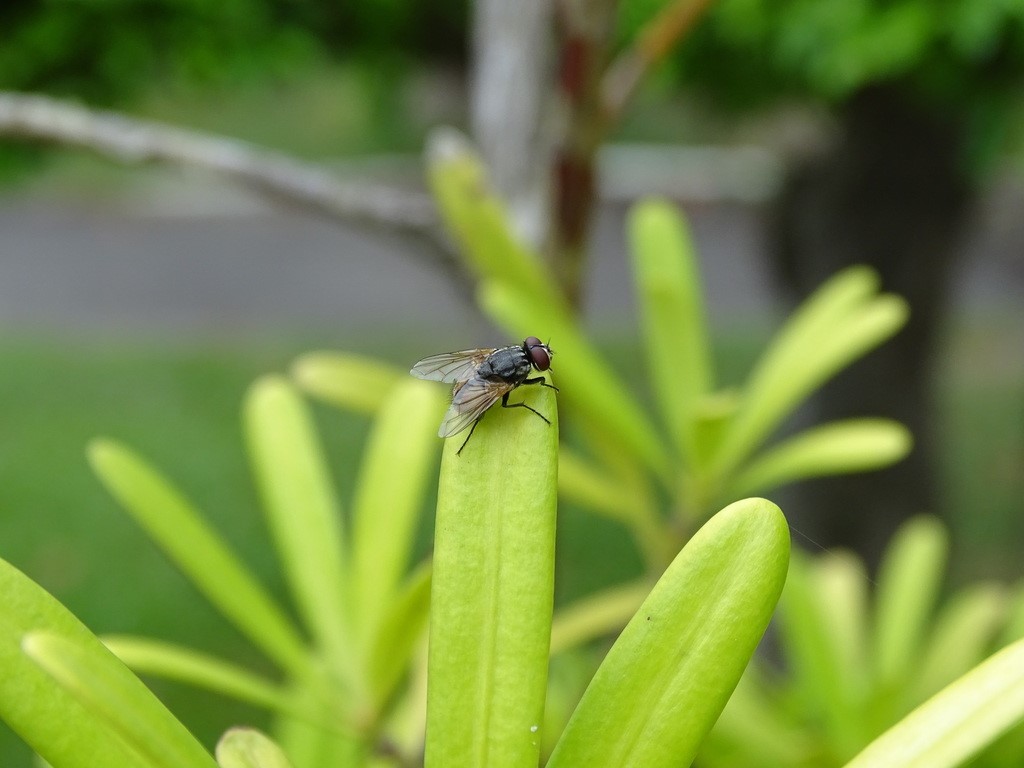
[{"left": 524, "top": 337, "right": 551, "bottom": 370}]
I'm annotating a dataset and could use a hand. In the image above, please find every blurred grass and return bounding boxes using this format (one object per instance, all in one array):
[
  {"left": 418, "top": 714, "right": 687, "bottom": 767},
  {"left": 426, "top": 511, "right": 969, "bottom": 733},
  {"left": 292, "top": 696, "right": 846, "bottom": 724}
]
[{"left": 0, "top": 321, "right": 1019, "bottom": 765}]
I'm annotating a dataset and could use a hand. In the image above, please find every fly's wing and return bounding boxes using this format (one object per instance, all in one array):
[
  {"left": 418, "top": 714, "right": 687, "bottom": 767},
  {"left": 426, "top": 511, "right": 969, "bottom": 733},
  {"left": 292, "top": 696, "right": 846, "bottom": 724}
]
[
  {"left": 438, "top": 375, "right": 514, "bottom": 437},
  {"left": 410, "top": 348, "right": 495, "bottom": 384}
]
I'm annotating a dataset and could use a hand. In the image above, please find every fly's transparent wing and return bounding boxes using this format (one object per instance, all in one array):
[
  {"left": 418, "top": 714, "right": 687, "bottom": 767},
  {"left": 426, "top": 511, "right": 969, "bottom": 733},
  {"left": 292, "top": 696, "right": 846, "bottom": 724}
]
[
  {"left": 438, "top": 375, "right": 513, "bottom": 437},
  {"left": 410, "top": 349, "right": 494, "bottom": 383}
]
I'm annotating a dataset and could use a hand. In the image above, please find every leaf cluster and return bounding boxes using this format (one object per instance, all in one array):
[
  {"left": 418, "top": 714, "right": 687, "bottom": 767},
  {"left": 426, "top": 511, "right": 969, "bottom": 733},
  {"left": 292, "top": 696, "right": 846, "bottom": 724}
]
[
  {"left": 0, "top": 0, "right": 322, "bottom": 104},
  {"left": 417, "top": 374, "right": 790, "bottom": 767},
  {"left": 702, "top": 515, "right": 1024, "bottom": 768},
  {"left": 426, "top": 129, "right": 909, "bottom": 573},
  {"left": 0, "top": 374, "right": 443, "bottom": 767}
]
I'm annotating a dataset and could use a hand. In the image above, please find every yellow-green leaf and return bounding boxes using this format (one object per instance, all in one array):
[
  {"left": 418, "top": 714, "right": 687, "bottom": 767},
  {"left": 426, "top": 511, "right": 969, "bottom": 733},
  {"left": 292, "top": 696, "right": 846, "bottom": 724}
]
[
  {"left": 88, "top": 439, "right": 309, "bottom": 678},
  {"left": 547, "top": 498, "right": 790, "bottom": 768},
  {"left": 425, "top": 384, "right": 558, "bottom": 768},
  {"left": 726, "top": 418, "right": 912, "bottom": 498},
  {"left": 292, "top": 352, "right": 405, "bottom": 414},
  {"left": 24, "top": 631, "right": 218, "bottom": 768},
  {"left": 629, "top": 198, "right": 713, "bottom": 459},
  {"left": 244, "top": 377, "right": 350, "bottom": 679},
  {"left": 844, "top": 639, "right": 1024, "bottom": 768}
]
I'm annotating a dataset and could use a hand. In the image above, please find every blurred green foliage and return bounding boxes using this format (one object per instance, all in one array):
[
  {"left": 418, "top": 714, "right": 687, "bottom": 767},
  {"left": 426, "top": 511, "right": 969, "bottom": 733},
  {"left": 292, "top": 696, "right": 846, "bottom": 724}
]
[
  {"left": 619, "top": 0, "right": 1024, "bottom": 104},
  {"left": 0, "top": 0, "right": 467, "bottom": 104},
  {"left": 424, "top": 133, "right": 910, "bottom": 580},
  {"left": 6, "top": 0, "right": 1021, "bottom": 113},
  {"left": 0, "top": 0, "right": 316, "bottom": 133},
  {"left": 700, "top": 515, "right": 1024, "bottom": 768},
  {"left": 617, "top": 0, "right": 1024, "bottom": 171},
  {"left": 6, "top": 0, "right": 1024, "bottom": 176},
  {"left": 0, "top": 0, "right": 466, "bottom": 175},
  {"left": 5, "top": 0, "right": 1024, "bottom": 163}
]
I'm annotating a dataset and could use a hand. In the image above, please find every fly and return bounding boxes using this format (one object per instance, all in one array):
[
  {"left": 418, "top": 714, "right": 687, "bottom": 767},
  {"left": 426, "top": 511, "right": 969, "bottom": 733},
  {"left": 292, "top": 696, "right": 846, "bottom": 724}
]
[{"left": 410, "top": 336, "right": 559, "bottom": 454}]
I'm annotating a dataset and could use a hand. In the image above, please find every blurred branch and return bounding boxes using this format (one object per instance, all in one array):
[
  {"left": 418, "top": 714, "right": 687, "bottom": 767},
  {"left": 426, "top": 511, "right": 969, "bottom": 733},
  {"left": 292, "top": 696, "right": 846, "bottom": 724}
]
[
  {"left": 0, "top": 91, "right": 474, "bottom": 291},
  {"left": 0, "top": 91, "right": 439, "bottom": 234},
  {"left": 601, "top": 0, "right": 714, "bottom": 123}
]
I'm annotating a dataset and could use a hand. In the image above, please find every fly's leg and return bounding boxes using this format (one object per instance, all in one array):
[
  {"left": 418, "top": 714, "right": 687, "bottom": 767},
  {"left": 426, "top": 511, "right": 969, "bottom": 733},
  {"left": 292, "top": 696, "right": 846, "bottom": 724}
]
[
  {"left": 458, "top": 380, "right": 556, "bottom": 456},
  {"left": 456, "top": 415, "right": 483, "bottom": 455},
  {"left": 522, "top": 376, "right": 559, "bottom": 392},
  {"left": 500, "top": 391, "right": 551, "bottom": 425}
]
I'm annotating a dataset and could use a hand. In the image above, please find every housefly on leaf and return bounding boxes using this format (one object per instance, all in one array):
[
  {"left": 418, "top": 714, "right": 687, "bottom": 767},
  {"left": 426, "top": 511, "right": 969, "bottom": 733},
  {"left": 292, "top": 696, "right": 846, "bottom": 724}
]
[{"left": 410, "top": 336, "right": 559, "bottom": 454}]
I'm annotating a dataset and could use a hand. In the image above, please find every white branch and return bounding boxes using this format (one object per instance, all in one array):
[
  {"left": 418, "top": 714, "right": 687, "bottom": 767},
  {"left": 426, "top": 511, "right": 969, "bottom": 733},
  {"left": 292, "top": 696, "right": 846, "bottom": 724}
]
[{"left": 0, "top": 91, "right": 438, "bottom": 233}]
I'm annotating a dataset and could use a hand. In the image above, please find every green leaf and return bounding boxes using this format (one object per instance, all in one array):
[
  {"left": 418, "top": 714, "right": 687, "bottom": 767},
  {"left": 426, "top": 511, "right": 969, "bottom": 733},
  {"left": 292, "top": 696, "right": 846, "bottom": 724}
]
[
  {"left": 873, "top": 516, "right": 948, "bottom": 689},
  {"left": 88, "top": 439, "right": 310, "bottom": 678},
  {"left": 843, "top": 639, "right": 1024, "bottom": 768},
  {"left": 101, "top": 636, "right": 331, "bottom": 726},
  {"left": 546, "top": 497, "right": 790, "bottom": 768},
  {"left": 813, "top": 551, "right": 872, "bottom": 757},
  {"left": 628, "top": 198, "right": 713, "bottom": 459},
  {"left": 776, "top": 552, "right": 862, "bottom": 755},
  {"left": 689, "top": 389, "right": 740, "bottom": 472},
  {"left": 742, "top": 264, "right": 882, "bottom": 387},
  {"left": 216, "top": 728, "right": 294, "bottom": 768},
  {"left": 549, "top": 580, "right": 651, "bottom": 656},
  {"left": 702, "top": 670, "right": 814, "bottom": 768},
  {"left": 379, "top": 645, "right": 429, "bottom": 763},
  {"left": 813, "top": 552, "right": 870, "bottom": 709},
  {"left": 479, "top": 279, "right": 671, "bottom": 481},
  {"left": 366, "top": 562, "right": 432, "bottom": 709},
  {"left": 426, "top": 127, "right": 565, "bottom": 311},
  {"left": 712, "top": 267, "right": 908, "bottom": 477},
  {"left": 948, "top": 0, "right": 1010, "bottom": 57},
  {"left": 424, "top": 383, "right": 558, "bottom": 768},
  {"left": 909, "top": 584, "right": 1008, "bottom": 707},
  {"left": 23, "top": 631, "right": 218, "bottom": 768},
  {"left": 1000, "top": 581, "right": 1024, "bottom": 646},
  {"left": 0, "top": 557, "right": 149, "bottom": 768},
  {"left": 270, "top": 713, "right": 363, "bottom": 768},
  {"left": 557, "top": 448, "right": 649, "bottom": 525},
  {"left": 244, "top": 376, "right": 351, "bottom": 680},
  {"left": 349, "top": 380, "right": 442, "bottom": 654},
  {"left": 566, "top": 421, "right": 673, "bottom": 567},
  {"left": 726, "top": 418, "right": 912, "bottom": 498},
  {"left": 291, "top": 352, "right": 404, "bottom": 414}
]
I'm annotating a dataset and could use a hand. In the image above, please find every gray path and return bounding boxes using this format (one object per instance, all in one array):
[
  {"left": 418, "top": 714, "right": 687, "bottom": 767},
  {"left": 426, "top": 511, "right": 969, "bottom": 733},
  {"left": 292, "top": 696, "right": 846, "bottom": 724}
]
[{"left": 0, "top": 169, "right": 1021, "bottom": 350}]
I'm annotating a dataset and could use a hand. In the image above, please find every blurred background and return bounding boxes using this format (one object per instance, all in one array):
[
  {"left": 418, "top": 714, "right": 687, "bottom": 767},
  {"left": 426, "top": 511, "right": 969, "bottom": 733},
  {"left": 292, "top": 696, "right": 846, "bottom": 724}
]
[{"left": 1, "top": 0, "right": 1022, "bottom": 763}]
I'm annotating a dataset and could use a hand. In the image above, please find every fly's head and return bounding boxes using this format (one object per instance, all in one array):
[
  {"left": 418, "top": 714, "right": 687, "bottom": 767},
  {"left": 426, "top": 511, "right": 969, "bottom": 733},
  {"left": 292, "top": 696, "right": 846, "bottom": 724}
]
[{"left": 523, "top": 336, "right": 553, "bottom": 372}]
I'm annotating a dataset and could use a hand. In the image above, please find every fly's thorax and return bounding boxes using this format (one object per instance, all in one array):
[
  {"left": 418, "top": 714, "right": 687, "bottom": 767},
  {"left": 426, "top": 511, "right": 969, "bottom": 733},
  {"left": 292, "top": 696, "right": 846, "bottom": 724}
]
[{"left": 480, "top": 346, "right": 533, "bottom": 384}]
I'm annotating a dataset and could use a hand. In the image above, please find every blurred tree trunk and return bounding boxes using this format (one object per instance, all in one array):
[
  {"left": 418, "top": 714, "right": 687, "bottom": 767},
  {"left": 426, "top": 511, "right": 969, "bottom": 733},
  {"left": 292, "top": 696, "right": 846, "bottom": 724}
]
[
  {"left": 469, "top": 0, "right": 619, "bottom": 309},
  {"left": 547, "top": 3, "right": 619, "bottom": 310},
  {"left": 771, "top": 83, "right": 975, "bottom": 568},
  {"left": 469, "top": 0, "right": 557, "bottom": 252}
]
